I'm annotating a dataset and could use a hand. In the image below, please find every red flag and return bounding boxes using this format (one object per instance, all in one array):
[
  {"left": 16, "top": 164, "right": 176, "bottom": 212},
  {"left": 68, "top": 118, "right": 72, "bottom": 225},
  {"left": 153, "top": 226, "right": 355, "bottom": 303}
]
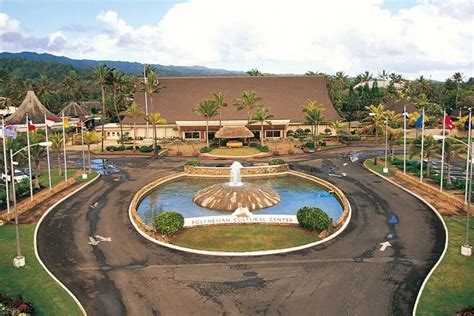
[
  {"left": 28, "top": 119, "right": 36, "bottom": 131},
  {"left": 45, "top": 117, "right": 56, "bottom": 130},
  {"left": 444, "top": 114, "right": 455, "bottom": 130}
]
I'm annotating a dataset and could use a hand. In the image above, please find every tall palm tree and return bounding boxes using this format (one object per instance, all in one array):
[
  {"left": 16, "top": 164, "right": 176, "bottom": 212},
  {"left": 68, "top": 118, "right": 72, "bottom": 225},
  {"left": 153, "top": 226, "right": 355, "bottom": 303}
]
[
  {"left": 410, "top": 135, "right": 439, "bottom": 177},
  {"left": 109, "top": 69, "right": 127, "bottom": 145},
  {"left": 440, "top": 139, "right": 465, "bottom": 186},
  {"left": 387, "top": 128, "right": 403, "bottom": 159},
  {"left": 212, "top": 92, "right": 227, "bottom": 127},
  {"left": 330, "top": 120, "right": 344, "bottom": 143},
  {"left": 233, "top": 90, "right": 262, "bottom": 125},
  {"left": 83, "top": 131, "right": 100, "bottom": 173},
  {"left": 355, "top": 71, "right": 372, "bottom": 85},
  {"left": 49, "top": 133, "right": 63, "bottom": 176},
  {"left": 362, "top": 103, "right": 386, "bottom": 165},
  {"left": 28, "top": 131, "right": 46, "bottom": 189},
  {"left": 144, "top": 70, "right": 161, "bottom": 112},
  {"left": 121, "top": 101, "right": 144, "bottom": 152},
  {"left": 145, "top": 112, "right": 167, "bottom": 156},
  {"left": 452, "top": 72, "right": 464, "bottom": 109},
  {"left": 194, "top": 100, "right": 219, "bottom": 147},
  {"left": 35, "top": 75, "right": 54, "bottom": 107},
  {"left": 378, "top": 70, "right": 389, "bottom": 81},
  {"left": 302, "top": 99, "right": 324, "bottom": 149},
  {"left": 251, "top": 106, "right": 273, "bottom": 146},
  {"left": 92, "top": 64, "right": 111, "bottom": 152}
]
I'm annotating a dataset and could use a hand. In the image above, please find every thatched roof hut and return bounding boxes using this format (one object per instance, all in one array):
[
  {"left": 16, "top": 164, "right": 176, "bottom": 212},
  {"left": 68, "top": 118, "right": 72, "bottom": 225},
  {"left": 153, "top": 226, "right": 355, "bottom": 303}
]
[
  {"left": 215, "top": 126, "right": 254, "bottom": 139},
  {"left": 5, "top": 91, "right": 57, "bottom": 124},
  {"left": 60, "top": 101, "right": 89, "bottom": 118},
  {"left": 384, "top": 99, "right": 417, "bottom": 114}
]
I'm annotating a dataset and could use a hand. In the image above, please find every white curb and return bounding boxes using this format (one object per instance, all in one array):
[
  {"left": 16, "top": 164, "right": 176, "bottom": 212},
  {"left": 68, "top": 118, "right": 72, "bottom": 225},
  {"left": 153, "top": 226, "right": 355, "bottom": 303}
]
[
  {"left": 34, "top": 173, "right": 101, "bottom": 316},
  {"left": 363, "top": 163, "right": 448, "bottom": 316}
]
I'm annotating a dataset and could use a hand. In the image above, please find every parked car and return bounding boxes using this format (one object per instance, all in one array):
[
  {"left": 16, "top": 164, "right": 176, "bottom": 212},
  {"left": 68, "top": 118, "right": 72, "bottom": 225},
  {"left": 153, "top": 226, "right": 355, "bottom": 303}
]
[
  {"left": 1, "top": 169, "right": 29, "bottom": 183},
  {"left": 21, "top": 168, "right": 37, "bottom": 180}
]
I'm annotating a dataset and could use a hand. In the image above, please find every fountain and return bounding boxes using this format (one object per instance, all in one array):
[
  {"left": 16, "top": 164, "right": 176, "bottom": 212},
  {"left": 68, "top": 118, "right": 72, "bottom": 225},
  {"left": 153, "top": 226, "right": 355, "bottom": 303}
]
[{"left": 192, "top": 161, "right": 281, "bottom": 211}]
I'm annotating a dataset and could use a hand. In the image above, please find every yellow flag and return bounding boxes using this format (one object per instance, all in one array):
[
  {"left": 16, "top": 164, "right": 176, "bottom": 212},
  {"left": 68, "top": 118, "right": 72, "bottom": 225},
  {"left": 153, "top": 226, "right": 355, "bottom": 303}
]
[{"left": 63, "top": 118, "right": 70, "bottom": 127}]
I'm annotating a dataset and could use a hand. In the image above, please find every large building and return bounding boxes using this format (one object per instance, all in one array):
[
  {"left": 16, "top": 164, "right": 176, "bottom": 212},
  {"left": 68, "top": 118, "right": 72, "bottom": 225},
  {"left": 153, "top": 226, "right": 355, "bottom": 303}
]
[{"left": 107, "top": 75, "right": 340, "bottom": 140}]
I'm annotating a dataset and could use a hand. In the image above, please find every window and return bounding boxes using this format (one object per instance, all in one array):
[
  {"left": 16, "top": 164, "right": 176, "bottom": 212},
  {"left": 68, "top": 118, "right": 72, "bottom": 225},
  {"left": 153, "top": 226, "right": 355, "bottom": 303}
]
[
  {"left": 184, "top": 131, "right": 200, "bottom": 139},
  {"left": 265, "top": 130, "right": 281, "bottom": 138}
]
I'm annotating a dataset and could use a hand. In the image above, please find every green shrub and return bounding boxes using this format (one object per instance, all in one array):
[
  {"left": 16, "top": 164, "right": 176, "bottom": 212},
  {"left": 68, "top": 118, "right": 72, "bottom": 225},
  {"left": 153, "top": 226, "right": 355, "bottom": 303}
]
[
  {"left": 139, "top": 146, "right": 153, "bottom": 153},
  {"left": 185, "top": 159, "right": 201, "bottom": 166},
  {"left": 114, "top": 145, "right": 125, "bottom": 151},
  {"left": 105, "top": 146, "right": 114, "bottom": 151},
  {"left": 296, "top": 207, "right": 332, "bottom": 232},
  {"left": 395, "top": 139, "right": 414, "bottom": 145},
  {"left": 154, "top": 211, "right": 184, "bottom": 235},
  {"left": 200, "top": 146, "right": 212, "bottom": 153},
  {"left": 342, "top": 134, "right": 361, "bottom": 141},
  {"left": 249, "top": 142, "right": 259, "bottom": 148},
  {"left": 305, "top": 142, "right": 315, "bottom": 149},
  {"left": 269, "top": 158, "right": 285, "bottom": 165},
  {"left": 258, "top": 145, "right": 269, "bottom": 152}
]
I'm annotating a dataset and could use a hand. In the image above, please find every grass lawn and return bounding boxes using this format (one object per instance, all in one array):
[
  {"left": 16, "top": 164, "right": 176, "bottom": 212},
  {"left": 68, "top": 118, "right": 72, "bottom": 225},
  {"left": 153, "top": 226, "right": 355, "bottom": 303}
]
[
  {"left": 0, "top": 224, "right": 82, "bottom": 315},
  {"left": 364, "top": 159, "right": 395, "bottom": 176},
  {"left": 417, "top": 215, "right": 474, "bottom": 315},
  {"left": 39, "top": 168, "right": 78, "bottom": 187},
  {"left": 209, "top": 147, "right": 262, "bottom": 156},
  {"left": 172, "top": 225, "right": 319, "bottom": 252}
]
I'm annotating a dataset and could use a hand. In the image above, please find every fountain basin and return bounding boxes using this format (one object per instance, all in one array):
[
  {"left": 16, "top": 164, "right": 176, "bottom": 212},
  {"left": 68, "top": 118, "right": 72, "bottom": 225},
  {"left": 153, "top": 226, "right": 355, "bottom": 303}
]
[{"left": 192, "top": 182, "right": 280, "bottom": 211}]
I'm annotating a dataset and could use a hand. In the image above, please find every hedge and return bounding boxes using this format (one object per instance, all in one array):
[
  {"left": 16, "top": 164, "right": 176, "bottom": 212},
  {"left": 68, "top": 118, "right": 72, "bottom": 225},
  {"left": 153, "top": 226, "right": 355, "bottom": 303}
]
[
  {"left": 342, "top": 134, "right": 361, "bottom": 141},
  {"left": 154, "top": 211, "right": 185, "bottom": 235},
  {"left": 200, "top": 146, "right": 212, "bottom": 153},
  {"left": 185, "top": 160, "right": 201, "bottom": 166},
  {"left": 296, "top": 207, "right": 332, "bottom": 232},
  {"left": 269, "top": 159, "right": 285, "bottom": 165}
]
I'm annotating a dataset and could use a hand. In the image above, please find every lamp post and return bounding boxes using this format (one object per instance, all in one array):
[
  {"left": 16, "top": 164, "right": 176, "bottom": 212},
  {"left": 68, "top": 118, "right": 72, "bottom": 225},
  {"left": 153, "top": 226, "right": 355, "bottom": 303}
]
[
  {"left": 433, "top": 134, "right": 472, "bottom": 256},
  {"left": 383, "top": 119, "right": 389, "bottom": 173},
  {"left": 10, "top": 141, "right": 52, "bottom": 268}
]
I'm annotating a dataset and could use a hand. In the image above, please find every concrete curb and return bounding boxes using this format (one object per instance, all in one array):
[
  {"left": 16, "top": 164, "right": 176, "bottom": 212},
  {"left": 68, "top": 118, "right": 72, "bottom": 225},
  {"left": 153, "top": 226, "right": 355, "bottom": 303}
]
[
  {"left": 362, "top": 161, "right": 448, "bottom": 316},
  {"left": 33, "top": 173, "right": 101, "bottom": 316},
  {"left": 128, "top": 172, "right": 352, "bottom": 257}
]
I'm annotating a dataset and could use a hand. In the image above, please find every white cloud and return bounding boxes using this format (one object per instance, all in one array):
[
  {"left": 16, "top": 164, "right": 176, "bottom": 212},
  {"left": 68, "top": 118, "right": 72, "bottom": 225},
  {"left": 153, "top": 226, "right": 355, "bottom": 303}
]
[{"left": 1, "top": 0, "right": 473, "bottom": 80}]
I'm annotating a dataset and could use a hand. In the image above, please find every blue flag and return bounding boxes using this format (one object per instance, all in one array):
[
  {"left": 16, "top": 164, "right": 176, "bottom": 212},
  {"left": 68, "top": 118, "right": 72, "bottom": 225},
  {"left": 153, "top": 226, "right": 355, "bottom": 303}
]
[
  {"left": 4, "top": 125, "right": 17, "bottom": 139},
  {"left": 415, "top": 115, "right": 423, "bottom": 129}
]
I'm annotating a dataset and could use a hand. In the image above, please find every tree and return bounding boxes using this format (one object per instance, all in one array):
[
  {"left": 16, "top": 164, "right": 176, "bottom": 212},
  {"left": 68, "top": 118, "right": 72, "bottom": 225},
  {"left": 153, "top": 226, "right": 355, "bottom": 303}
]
[
  {"left": 194, "top": 100, "right": 219, "bottom": 147},
  {"left": 121, "top": 101, "right": 144, "bottom": 152},
  {"left": 452, "top": 72, "right": 464, "bottom": 109},
  {"left": 144, "top": 69, "right": 161, "bottom": 111},
  {"left": 49, "top": 133, "right": 63, "bottom": 176},
  {"left": 410, "top": 135, "right": 439, "bottom": 177},
  {"left": 440, "top": 139, "right": 465, "bottom": 186},
  {"left": 355, "top": 71, "right": 373, "bottom": 85},
  {"left": 378, "top": 70, "right": 389, "bottom": 81},
  {"left": 145, "top": 112, "right": 167, "bottom": 156},
  {"left": 233, "top": 90, "right": 262, "bottom": 125},
  {"left": 247, "top": 69, "right": 264, "bottom": 76},
  {"left": 83, "top": 131, "right": 100, "bottom": 173},
  {"left": 362, "top": 103, "right": 386, "bottom": 165},
  {"left": 302, "top": 99, "right": 325, "bottom": 149},
  {"left": 109, "top": 69, "right": 127, "bottom": 145},
  {"left": 251, "top": 106, "right": 273, "bottom": 146},
  {"left": 212, "top": 92, "right": 227, "bottom": 127},
  {"left": 92, "top": 64, "right": 111, "bottom": 152},
  {"left": 387, "top": 128, "right": 403, "bottom": 159},
  {"left": 330, "top": 120, "right": 344, "bottom": 143},
  {"left": 29, "top": 131, "right": 46, "bottom": 189}
]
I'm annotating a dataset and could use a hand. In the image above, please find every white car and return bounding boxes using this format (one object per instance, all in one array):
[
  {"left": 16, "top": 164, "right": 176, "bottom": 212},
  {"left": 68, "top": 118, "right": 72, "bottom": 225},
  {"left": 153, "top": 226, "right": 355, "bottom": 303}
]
[{"left": 1, "top": 170, "right": 29, "bottom": 183}]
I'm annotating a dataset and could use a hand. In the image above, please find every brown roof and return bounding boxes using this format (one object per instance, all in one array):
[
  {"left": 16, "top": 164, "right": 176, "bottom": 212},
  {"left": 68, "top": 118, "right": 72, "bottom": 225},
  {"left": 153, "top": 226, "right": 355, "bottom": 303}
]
[
  {"left": 127, "top": 76, "right": 339, "bottom": 124},
  {"left": 215, "top": 126, "right": 254, "bottom": 139},
  {"left": 60, "top": 101, "right": 89, "bottom": 118},
  {"left": 384, "top": 99, "right": 418, "bottom": 113},
  {"left": 5, "top": 91, "right": 58, "bottom": 124}
]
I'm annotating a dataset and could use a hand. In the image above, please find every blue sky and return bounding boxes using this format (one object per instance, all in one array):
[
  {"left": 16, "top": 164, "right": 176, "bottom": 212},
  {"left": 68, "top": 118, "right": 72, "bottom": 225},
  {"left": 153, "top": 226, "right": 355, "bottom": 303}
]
[{"left": 0, "top": 0, "right": 472, "bottom": 80}]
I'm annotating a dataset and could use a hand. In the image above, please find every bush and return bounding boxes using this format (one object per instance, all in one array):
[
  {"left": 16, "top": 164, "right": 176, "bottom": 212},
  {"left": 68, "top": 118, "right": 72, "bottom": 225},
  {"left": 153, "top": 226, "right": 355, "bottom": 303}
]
[
  {"left": 297, "top": 207, "right": 332, "bottom": 232},
  {"left": 113, "top": 145, "right": 125, "bottom": 151},
  {"left": 324, "top": 128, "right": 332, "bottom": 135},
  {"left": 269, "top": 158, "right": 285, "bottom": 165},
  {"left": 185, "top": 159, "right": 201, "bottom": 166},
  {"left": 342, "top": 134, "right": 361, "bottom": 141},
  {"left": 249, "top": 142, "right": 259, "bottom": 148},
  {"left": 154, "top": 211, "right": 184, "bottom": 235},
  {"left": 105, "top": 146, "right": 114, "bottom": 152},
  {"left": 200, "top": 146, "right": 212, "bottom": 153},
  {"left": 139, "top": 146, "right": 153, "bottom": 153},
  {"left": 305, "top": 142, "right": 315, "bottom": 149},
  {"left": 0, "top": 293, "right": 35, "bottom": 315},
  {"left": 258, "top": 145, "right": 269, "bottom": 152}
]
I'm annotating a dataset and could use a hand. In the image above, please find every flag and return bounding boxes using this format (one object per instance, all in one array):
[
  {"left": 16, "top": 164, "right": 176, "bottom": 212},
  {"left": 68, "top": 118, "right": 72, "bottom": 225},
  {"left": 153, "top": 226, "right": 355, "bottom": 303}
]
[
  {"left": 27, "top": 119, "right": 36, "bottom": 131},
  {"left": 444, "top": 114, "right": 455, "bottom": 130},
  {"left": 4, "top": 125, "right": 17, "bottom": 139},
  {"left": 45, "top": 117, "right": 56, "bottom": 130},
  {"left": 402, "top": 110, "right": 409, "bottom": 118},
  {"left": 63, "top": 118, "right": 70, "bottom": 127},
  {"left": 415, "top": 114, "right": 423, "bottom": 129}
]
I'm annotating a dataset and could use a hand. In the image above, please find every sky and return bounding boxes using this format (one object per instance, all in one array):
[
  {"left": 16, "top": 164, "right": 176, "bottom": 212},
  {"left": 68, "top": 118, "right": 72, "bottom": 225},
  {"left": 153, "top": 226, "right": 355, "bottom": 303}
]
[{"left": 0, "top": 0, "right": 473, "bottom": 80}]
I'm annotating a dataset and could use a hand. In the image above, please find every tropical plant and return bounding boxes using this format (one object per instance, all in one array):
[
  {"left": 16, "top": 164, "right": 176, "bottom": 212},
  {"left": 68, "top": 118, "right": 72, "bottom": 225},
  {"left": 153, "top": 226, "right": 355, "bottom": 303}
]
[
  {"left": 92, "top": 64, "right": 111, "bottom": 152},
  {"left": 387, "top": 128, "right": 403, "bottom": 160},
  {"left": 251, "top": 106, "right": 273, "bottom": 146},
  {"left": 302, "top": 99, "right": 324, "bottom": 149},
  {"left": 246, "top": 69, "right": 264, "bottom": 76},
  {"left": 440, "top": 139, "right": 465, "bottom": 186},
  {"left": 330, "top": 120, "right": 344, "bottom": 143},
  {"left": 108, "top": 68, "right": 127, "bottom": 145},
  {"left": 121, "top": 101, "right": 144, "bottom": 152},
  {"left": 194, "top": 99, "right": 219, "bottom": 147},
  {"left": 83, "top": 131, "right": 100, "bottom": 173},
  {"left": 297, "top": 206, "right": 332, "bottom": 232},
  {"left": 144, "top": 69, "right": 161, "bottom": 111},
  {"left": 48, "top": 133, "right": 63, "bottom": 176},
  {"left": 145, "top": 112, "right": 167, "bottom": 156},
  {"left": 28, "top": 131, "right": 46, "bottom": 189},
  {"left": 409, "top": 135, "right": 439, "bottom": 177},
  {"left": 212, "top": 92, "right": 227, "bottom": 128},
  {"left": 154, "top": 211, "right": 184, "bottom": 235},
  {"left": 362, "top": 103, "right": 387, "bottom": 165},
  {"left": 233, "top": 90, "right": 262, "bottom": 124}
]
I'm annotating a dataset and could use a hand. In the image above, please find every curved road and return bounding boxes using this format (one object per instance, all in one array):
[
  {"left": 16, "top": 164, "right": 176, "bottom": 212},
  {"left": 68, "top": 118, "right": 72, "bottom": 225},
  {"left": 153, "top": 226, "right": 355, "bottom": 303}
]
[{"left": 37, "top": 149, "right": 445, "bottom": 315}]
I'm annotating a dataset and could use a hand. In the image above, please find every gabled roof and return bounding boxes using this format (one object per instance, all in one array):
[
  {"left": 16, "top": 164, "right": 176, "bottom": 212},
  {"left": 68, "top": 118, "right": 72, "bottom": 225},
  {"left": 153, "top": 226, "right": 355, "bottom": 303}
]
[
  {"left": 384, "top": 99, "right": 418, "bottom": 114},
  {"left": 127, "top": 76, "right": 340, "bottom": 124},
  {"left": 5, "top": 91, "right": 57, "bottom": 124}
]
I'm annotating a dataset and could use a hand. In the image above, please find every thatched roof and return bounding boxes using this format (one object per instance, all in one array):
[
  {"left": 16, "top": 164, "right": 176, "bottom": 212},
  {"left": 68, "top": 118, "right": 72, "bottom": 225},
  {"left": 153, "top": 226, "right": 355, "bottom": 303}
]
[
  {"left": 215, "top": 126, "right": 254, "bottom": 139},
  {"left": 60, "top": 101, "right": 89, "bottom": 118},
  {"left": 5, "top": 91, "right": 58, "bottom": 124},
  {"left": 384, "top": 99, "right": 417, "bottom": 114},
  {"left": 127, "top": 76, "right": 340, "bottom": 124}
]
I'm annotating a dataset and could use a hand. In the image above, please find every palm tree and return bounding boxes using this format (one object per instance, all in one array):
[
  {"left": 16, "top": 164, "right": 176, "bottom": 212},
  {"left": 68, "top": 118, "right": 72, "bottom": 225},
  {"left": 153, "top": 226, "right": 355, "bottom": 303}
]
[
  {"left": 121, "top": 101, "right": 144, "bottom": 152},
  {"left": 452, "top": 72, "right": 464, "bottom": 109},
  {"left": 35, "top": 75, "right": 54, "bottom": 107},
  {"left": 378, "top": 70, "right": 389, "bottom": 81},
  {"left": 251, "top": 106, "right": 273, "bottom": 146},
  {"left": 355, "top": 71, "right": 372, "bottom": 85},
  {"left": 410, "top": 135, "right": 439, "bottom": 177},
  {"left": 83, "top": 131, "right": 100, "bottom": 173},
  {"left": 212, "top": 92, "right": 227, "bottom": 127},
  {"left": 330, "top": 120, "right": 344, "bottom": 143},
  {"left": 109, "top": 69, "right": 127, "bottom": 145},
  {"left": 28, "top": 131, "right": 46, "bottom": 189},
  {"left": 440, "top": 139, "right": 465, "bottom": 186},
  {"left": 92, "top": 64, "right": 111, "bottom": 152},
  {"left": 362, "top": 103, "right": 386, "bottom": 164},
  {"left": 194, "top": 100, "right": 219, "bottom": 147},
  {"left": 387, "top": 128, "right": 403, "bottom": 160},
  {"left": 49, "top": 133, "right": 63, "bottom": 176},
  {"left": 233, "top": 90, "right": 262, "bottom": 125},
  {"left": 302, "top": 100, "right": 324, "bottom": 150},
  {"left": 144, "top": 70, "right": 161, "bottom": 111},
  {"left": 145, "top": 112, "right": 167, "bottom": 156}
]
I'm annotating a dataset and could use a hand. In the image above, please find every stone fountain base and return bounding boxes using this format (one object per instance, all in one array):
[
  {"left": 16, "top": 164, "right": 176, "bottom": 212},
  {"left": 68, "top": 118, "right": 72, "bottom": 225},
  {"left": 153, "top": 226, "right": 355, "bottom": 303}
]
[{"left": 193, "top": 183, "right": 281, "bottom": 211}]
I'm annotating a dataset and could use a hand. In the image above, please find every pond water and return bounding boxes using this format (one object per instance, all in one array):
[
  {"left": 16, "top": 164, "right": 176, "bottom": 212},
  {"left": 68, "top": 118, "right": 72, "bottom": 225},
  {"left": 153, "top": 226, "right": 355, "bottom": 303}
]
[{"left": 137, "top": 175, "right": 344, "bottom": 226}]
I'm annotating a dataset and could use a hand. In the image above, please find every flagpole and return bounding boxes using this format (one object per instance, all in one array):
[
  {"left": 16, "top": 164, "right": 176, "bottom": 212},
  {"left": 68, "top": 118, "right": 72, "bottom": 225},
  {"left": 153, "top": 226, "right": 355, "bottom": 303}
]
[
  {"left": 465, "top": 109, "right": 472, "bottom": 204},
  {"left": 144, "top": 64, "right": 149, "bottom": 139},
  {"left": 44, "top": 114, "right": 52, "bottom": 190},
  {"left": 403, "top": 105, "right": 407, "bottom": 174},
  {"left": 26, "top": 115, "right": 33, "bottom": 200},
  {"left": 62, "top": 114, "right": 68, "bottom": 181},
  {"left": 440, "top": 110, "right": 446, "bottom": 192},
  {"left": 81, "top": 121, "right": 85, "bottom": 171},
  {"left": 420, "top": 107, "right": 425, "bottom": 182},
  {"left": 2, "top": 117, "right": 10, "bottom": 213}
]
